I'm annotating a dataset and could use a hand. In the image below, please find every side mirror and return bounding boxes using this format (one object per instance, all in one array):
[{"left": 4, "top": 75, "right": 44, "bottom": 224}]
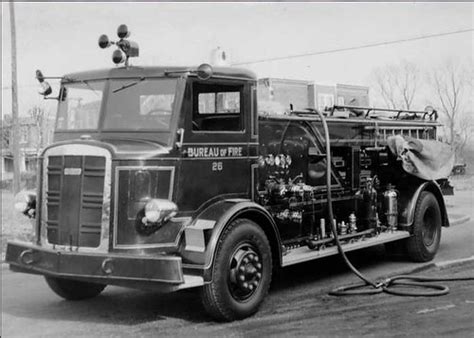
[
  {"left": 36, "top": 69, "right": 52, "bottom": 97},
  {"left": 36, "top": 69, "right": 45, "bottom": 82},
  {"left": 38, "top": 82, "right": 52, "bottom": 96}
]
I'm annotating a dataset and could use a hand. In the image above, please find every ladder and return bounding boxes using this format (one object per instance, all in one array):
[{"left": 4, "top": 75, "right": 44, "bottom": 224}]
[{"left": 330, "top": 105, "right": 438, "bottom": 121}]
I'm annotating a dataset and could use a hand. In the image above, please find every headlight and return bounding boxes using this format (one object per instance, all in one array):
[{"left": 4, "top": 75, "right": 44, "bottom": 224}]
[
  {"left": 135, "top": 199, "right": 178, "bottom": 236},
  {"left": 14, "top": 190, "right": 37, "bottom": 218},
  {"left": 143, "top": 199, "right": 178, "bottom": 224}
]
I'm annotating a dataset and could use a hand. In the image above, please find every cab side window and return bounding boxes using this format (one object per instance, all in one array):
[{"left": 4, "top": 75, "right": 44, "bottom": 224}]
[{"left": 192, "top": 82, "right": 243, "bottom": 132}]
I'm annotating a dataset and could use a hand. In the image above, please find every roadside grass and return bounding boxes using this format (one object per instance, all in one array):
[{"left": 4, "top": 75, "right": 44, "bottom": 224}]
[{"left": 1, "top": 189, "right": 35, "bottom": 261}]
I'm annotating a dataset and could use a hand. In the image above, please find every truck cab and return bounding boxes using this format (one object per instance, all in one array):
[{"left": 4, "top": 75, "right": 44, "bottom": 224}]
[{"left": 8, "top": 64, "right": 271, "bottom": 315}]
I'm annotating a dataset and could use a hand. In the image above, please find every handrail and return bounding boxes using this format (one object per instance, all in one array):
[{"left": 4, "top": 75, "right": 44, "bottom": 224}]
[{"left": 330, "top": 105, "right": 438, "bottom": 121}]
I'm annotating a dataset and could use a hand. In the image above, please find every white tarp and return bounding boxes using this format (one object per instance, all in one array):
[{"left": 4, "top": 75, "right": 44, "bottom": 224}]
[{"left": 387, "top": 135, "right": 454, "bottom": 180}]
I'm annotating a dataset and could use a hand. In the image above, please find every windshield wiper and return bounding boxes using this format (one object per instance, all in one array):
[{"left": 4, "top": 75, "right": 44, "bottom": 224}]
[
  {"left": 64, "top": 76, "right": 100, "bottom": 98},
  {"left": 113, "top": 77, "right": 145, "bottom": 93}
]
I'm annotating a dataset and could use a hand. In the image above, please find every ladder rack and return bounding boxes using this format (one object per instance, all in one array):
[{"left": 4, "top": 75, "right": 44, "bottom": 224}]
[
  {"left": 330, "top": 105, "right": 438, "bottom": 121},
  {"left": 364, "top": 125, "right": 435, "bottom": 141}
]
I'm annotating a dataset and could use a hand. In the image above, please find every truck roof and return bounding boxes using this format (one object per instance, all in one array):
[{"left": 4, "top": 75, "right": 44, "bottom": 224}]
[{"left": 63, "top": 65, "right": 257, "bottom": 82}]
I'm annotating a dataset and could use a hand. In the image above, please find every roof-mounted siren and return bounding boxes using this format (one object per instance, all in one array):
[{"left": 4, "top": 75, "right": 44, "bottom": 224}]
[
  {"left": 98, "top": 24, "right": 139, "bottom": 67},
  {"left": 210, "top": 46, "right": 230, "bottom": 66}
]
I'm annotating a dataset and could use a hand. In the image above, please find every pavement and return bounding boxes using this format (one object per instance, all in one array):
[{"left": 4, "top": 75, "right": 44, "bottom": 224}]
[
  {"left": 2, "top": 227, "right": 473, "bottom": 337},
  {"left": 448, "top": 213, "right": 470, "bottom": 226},
  {"left": 445, "top": 190, "right": 471, "bottom": 226}
]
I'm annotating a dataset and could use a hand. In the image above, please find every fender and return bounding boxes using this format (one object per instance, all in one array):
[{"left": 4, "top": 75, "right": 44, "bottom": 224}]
[
  {"left": 181, "top": 198, "right": 282, "bottom": 282},
  {"left": 398, "top": 180, "right": 449, "bottom": 230}
]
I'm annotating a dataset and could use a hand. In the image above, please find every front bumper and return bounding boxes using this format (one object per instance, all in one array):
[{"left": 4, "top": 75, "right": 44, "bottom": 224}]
[{"left": 6, "top": 241, "right": 203, "bottom": 292}]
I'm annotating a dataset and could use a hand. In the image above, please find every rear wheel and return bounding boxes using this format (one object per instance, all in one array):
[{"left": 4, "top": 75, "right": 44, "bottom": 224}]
[
  {"left": 406, "top": 191, "right": 442, "bottom": 262},
  {"left": 201, "top": 218, "right": 272, "bottom": 321},
  {"left": 45, "top": 276, "right": 106, "bottom": 300}
]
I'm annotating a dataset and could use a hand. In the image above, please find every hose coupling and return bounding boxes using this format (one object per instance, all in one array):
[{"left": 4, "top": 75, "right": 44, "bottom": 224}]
[{"left": 375, "top": 278, "right": 392, "bottom": 288}]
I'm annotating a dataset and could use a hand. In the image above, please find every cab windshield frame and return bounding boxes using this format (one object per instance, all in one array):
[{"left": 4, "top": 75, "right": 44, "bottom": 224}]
[
  {"left": 103, "top": 77, "right": 179, "bottom": 133},
  {"left": 56, "top": 80, "right": 106, "bottom": 132},
  {"left": 54, "top": 76, "right": 185, "bottom": 147}
]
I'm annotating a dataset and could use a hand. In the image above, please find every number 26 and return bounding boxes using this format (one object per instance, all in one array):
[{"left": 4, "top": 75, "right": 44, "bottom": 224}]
[{"left": 212, "top": 162, "right": 223, "bottom": 171}]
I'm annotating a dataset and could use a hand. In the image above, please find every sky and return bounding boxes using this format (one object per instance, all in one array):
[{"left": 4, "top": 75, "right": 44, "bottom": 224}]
[{"left": 2, "top": 2, "right": 473, "bottom": 117}]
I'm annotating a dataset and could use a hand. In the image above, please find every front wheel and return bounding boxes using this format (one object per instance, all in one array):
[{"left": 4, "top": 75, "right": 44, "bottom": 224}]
[
  {"left": 45, "top": 276, "right": 106, "bottom": 300},
  {"left": 201, "top": 218, "right": 272, "bottom": 321},
  {"left": 406, "top": 191, "right": 442, "bottom": 262}
]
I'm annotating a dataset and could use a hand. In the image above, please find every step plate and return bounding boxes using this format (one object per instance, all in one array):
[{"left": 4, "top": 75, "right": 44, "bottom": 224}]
[{"left": 282, "top": 231, "right": 411, "bottom": 267}]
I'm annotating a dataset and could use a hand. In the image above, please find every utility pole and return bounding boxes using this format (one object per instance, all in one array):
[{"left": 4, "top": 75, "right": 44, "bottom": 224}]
[{"left": 9, "top": 1, "right": 21, "bottom": 193}]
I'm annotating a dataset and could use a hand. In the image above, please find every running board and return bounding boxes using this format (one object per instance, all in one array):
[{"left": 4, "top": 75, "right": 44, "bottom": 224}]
[{"left": 282, "top": 231, "right": 411, "bottom": 267}]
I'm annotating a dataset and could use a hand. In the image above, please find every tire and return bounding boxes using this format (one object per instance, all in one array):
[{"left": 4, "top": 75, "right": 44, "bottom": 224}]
[
  {"left": 405, "top": 191, "right": 442, "bottom": 262},
  {"left": 45, "top": 276, "right": 106, "bottom": 300},
  {"left": 201, "top": 218, "right": 272, "bottom": 321}
]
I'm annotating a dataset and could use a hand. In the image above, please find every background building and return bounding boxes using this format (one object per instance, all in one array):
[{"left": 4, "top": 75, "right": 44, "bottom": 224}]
[
  {"left": 258, "top": 78, "right": 370, "bottom": 115},
  {"left": 1, "top": 114, "right": 54, "bottom": 179},
  {"left": 334, "top": 84, "right": 370, "bottom": 107}
]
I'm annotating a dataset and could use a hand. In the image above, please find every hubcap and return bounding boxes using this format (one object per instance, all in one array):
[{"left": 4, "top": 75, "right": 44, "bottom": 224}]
[{"left": 228, "top": 244, "right": 263, "bottom": 301}]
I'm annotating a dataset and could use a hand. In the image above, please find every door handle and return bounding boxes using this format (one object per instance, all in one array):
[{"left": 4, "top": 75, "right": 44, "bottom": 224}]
[{"left": 176, "top": 128, "right": 184, "bottom": 149}]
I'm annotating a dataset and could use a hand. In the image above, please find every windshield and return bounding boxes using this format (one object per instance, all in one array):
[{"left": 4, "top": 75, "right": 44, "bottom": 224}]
[
  {"left": 104, "top": 78, "right": 178, "bottom": 131},
  {"left": 57, "top": 81, "right": 104, "bottom": 130}
]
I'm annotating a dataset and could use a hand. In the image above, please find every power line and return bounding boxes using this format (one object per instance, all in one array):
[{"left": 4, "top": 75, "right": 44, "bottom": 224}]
[{"left": 233, "top": 28, "right": 474, "bottom": 66}]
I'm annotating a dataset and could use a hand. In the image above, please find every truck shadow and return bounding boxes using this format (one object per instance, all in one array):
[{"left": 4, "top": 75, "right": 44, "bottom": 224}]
[
  {"left": 3, "top": 244, "right": 414, "bottom": 326},
  {"left": 271, "top": 243, "right": 409, "bottom": 292}
]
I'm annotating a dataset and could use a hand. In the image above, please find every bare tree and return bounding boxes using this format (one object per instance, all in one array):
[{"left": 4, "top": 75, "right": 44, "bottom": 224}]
[
  {"left": 429, "top": 60, "right": 470, "bottom": 146},
  {"left": 373, "top": 66, "right": 398, "bottom": 109},
  {"left": 372, "top": 60, "right": 420, "bottom": 110},
  {"left": 396, "top": 61, "right": 420, "bottom": 110},
  {"left": 28, "top": 105, "right": 53, "bottom": 156}
]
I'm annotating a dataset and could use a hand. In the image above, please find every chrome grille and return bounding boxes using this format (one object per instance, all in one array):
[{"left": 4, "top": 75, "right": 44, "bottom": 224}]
[
  {"left": 41, "top": 144, "right": 112, "bottom": 252},
  {"left": 46, "top": 155, "right": 105, "bottom": 247}
]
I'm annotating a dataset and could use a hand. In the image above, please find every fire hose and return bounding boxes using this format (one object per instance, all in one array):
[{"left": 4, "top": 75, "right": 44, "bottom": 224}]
[{"left": 314, "top": 109, "right": 474, "bottom": 297}]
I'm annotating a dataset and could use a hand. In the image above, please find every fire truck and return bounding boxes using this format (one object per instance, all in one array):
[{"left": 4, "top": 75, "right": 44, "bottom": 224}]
[{"left": 7, "top": 26, "right": 452, "bottom": 321}]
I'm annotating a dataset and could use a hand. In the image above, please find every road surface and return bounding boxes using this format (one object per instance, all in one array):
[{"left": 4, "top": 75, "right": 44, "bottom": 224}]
[{"left": 2, "top": 191, "right": 473, "bottom": 337}]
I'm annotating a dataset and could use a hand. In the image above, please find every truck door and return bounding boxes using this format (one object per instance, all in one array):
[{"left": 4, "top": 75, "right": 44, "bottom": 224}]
[{"left": 176, "top": 78, "right": 256, "bottom": 213}]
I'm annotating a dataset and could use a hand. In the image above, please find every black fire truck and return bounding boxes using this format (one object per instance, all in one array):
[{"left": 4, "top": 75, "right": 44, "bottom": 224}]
[{"left": 7, "top": 26, "right": 451, "bottom": 321}]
